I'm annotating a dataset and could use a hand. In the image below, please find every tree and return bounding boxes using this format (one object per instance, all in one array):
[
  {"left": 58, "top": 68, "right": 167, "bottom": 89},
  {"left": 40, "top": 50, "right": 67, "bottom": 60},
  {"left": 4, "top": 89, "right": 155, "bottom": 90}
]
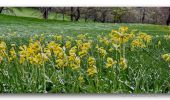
[
  {"left": 75, "top": 7, "right": 80, "bottom": 21},
  {"left": 140, "top": 8, "right": 146, "bottom": 23},
  {"left": 70, "top": 7, "right": 81, "bottom": 21},
  {"left": 39, "top": 7, "right": 51, "bottom": 19},
  {"left": 70, "top": 7, "right": 74, "bottom": 21},
  {"left": 58, "top": 7, "right": 66, "bottom": 21},
  {"left": 112, "top": 7, "right": 127, "bottom": 23},
  {"left": 0, "top": 7, "right": 4, "bottom": 13},
  {"left": 166, "top": 8, "right": 170, "bottom": 25}
]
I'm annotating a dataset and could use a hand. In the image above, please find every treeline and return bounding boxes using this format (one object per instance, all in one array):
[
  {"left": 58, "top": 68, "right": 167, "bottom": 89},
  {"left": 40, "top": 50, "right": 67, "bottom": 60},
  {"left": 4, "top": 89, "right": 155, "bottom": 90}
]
[{"left": 1, "top": 7, "right": 170, "bottom": 25}]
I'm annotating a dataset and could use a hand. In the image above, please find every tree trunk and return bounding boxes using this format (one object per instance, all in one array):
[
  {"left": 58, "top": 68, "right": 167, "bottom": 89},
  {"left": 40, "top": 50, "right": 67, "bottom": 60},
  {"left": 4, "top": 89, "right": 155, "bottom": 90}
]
[
  {"left": 101, "top": 12, "right": 106, "bottom": 23},
  {"left": 43, "top": 7, "right": 50, "bottom": 20},
  {"left": 141, "top": 9, "right": 146, "bottom": 23},
  {"left": 75, "top": 7, "right": 80, "bottom": 21},
  {"left": 166, "top": 8, "right": 170, "bottom": 25},
  {"left": 93, "top": 14, "right": 97, "bottom": 22},
  {"left": 62, "top": 8, "right": 65, "bottom": 21},
  {"left": 70, "top": 7, "right": 74, "bottom": 21},
  {"left": 85, "top": 16, "right": 88, "bottom": 22},
  {"left": 0, "top": 7, "right": 4, "bottom": 13},
  {"left": 62, "top": 13, "right": 65, "bottom": 21}
]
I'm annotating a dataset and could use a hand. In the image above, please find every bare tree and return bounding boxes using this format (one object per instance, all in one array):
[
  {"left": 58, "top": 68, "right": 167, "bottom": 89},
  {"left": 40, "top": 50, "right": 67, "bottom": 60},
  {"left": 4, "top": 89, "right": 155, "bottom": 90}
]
[
  {"left": 75, "top": 7, "right": 80, "bottom": 21},
  {"left": 57, "top": 7, "right": 66, "bottom": 21},
  {"left": 70, "top": 7, "right": 75, "bottom": 21},
  {"left": 0, "top": 7, "right": 4, "bottom": 13},
  {"left": 39, "top": 7, "right": 52, "bottom": 19},
  {"left": 166, "top": 8, "right": 170, "bottom": 25},
  {"left": 141, "top": 8, "right": 146, "bottom": 23},
  {"left": 70, "top": 7, "right": 81, "bottom": 21}
]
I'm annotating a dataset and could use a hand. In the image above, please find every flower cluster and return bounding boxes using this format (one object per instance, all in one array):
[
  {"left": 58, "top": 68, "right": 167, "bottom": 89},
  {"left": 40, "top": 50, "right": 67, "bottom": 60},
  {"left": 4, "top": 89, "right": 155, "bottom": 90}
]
[
  {"left": 87, "top": 57, "right": 97, "bottom": 76},
  {"left": 0, "top": 26, "right": 153, "bottom": 79},
  {"left": 162, "top": 54, "right": 170, "bottom": 63}
]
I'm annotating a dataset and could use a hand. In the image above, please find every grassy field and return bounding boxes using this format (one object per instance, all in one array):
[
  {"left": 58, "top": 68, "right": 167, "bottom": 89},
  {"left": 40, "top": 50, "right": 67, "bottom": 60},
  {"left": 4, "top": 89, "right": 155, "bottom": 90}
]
[
  {"left": 0, "top": 13, "right": 170, "bottom": 93},
  {"left": 1, "top": 7, "right": 83, "bottom": 21}
]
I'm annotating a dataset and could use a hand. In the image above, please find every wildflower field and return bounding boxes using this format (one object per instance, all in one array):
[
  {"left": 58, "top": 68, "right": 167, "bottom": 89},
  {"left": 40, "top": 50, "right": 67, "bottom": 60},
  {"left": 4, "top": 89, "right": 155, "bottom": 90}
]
[{"left": 0, "top": 15, "right": 170, "bottom": 93}]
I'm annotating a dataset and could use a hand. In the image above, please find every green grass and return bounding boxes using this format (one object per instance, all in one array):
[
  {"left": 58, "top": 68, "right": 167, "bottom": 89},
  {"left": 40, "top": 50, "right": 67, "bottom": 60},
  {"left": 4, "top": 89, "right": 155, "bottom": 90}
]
[
  {"left": 1, "top": 7, "right": 85, "bottom": 22},
  {"left": 0, "top": 14, "right": 170, "bottom": 93},
  {"left": 1, "top": 14, "right": 170, "bottom": 35}
]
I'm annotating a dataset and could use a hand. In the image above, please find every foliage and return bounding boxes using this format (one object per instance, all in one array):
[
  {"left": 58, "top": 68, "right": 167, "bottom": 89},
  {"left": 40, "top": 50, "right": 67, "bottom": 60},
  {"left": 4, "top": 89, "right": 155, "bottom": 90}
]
[
  {"left": 0, "top": 15, "right": 170, "bottom": 93},
  {"left": 0, "top": 24, "right": 170, "bottom": 93}
]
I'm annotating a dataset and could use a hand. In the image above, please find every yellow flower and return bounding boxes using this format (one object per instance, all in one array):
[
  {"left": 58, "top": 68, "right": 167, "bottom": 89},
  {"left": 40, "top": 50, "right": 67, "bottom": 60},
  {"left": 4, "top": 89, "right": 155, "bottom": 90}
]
[
  {"left": 131, "top": 39, "right": 145, "bottom": 48},
  {"left": 97, "top": 36, "right": 110, "bottom": 46},
  {"left": 55, "top": 35, "right": 62, "bottom": 41},
  {"left": 138, "top": 32, "right": 152, "bottom": 43},
  {"left": 75, "top": 57, "right": 81, "bottom": 66},
  {"left": 19, "top": 55, "right": 25, "bottom": 64},
  {"left": 109, "top": 30, "right": 132, "bottom": 44},
  {"left": 68, "top": 53, "right": 76, "bottom": 61},
  {"left": 112, "top": 43, "right": 120, "bottom": 51},
  {"left": 77, "top": 34, "right": 86, "bottom": 40},
  {"left": 78, "top": 50, "right": 88, "bottom": 58},
  {"left": 0, "top": 42, "right": 7, "bottom": 59},
  {"left": 103, "top": 37, "right": 110, "bottom": 46},
  {"left": 88, "top": 57, "right": 96, "bottom": 67},
  {"left": 0, "top": 41, "right": 6, "bottom": 51},
  {"left": 78, "top": 42, "right": 91, "bottom": 58},
  {"left": 105, "top": 57, "right": 117, "bottom": 68},
  {"left": 70, "top": 57, "right": 81, "bottom": 70},
  {"left": 65, "top": 41, "right": 71, "bottom": 49},
  {"left": 78, "top": 75, "right": 84, "bottom": 83},
  {"left": 66, "top": 36, "right": 74, "bottom": 41},
  {"left": 56, "top": 59, "right": 64, "bottom": 68},
  {"left": 69, "top": 46, "right": 77, "bottom": 55},
  {"left": 76, "top": 40, "right": 82, "bottom": 48},
  {"left": 11, "top": 44, "right": 16, "bottom": 47},
  {"left": 158, "top": 41, "right": 161, "bottom": 47},
  {"left": 44, "top": 47, "right": 51, "bottom": 57},
  {"left": 9, "top": 47, "right": 16, "bottom": 61},
  {"left": 162, "top": 54, "right": 170, "bottom": 63},
  {"left": 119, "top": 26, "right": 128, "bottom": 33},
  {"left": 30, "top": 53, "right": 48, "bottom": 65},
  {"left": 98, "top": 47, "right": 107, "bottom": 58},
  {"left": 119, "top": 57, "right": 127, "bottom": 70},
  {"left": 87, "top": 65, "right": 97, "bottom": 77},
  {"left": 87, "top": 56, "right": 97, "bottom": 76},
  {"left": 18, "top": 41, "right": 46, "bottom": 65},
  {"left": 55, "top": 55, "right": 68, "bottom": 68}
]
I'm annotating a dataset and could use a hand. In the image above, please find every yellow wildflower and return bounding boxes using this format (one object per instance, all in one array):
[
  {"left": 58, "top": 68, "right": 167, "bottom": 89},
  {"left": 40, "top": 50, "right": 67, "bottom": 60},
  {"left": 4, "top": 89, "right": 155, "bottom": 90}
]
[
  {"left": 77, "top": 34, "right": 86, "bottom": 40},
  {"left": 105, "top": 57, "right": 117, "bottom": 68},
  {"left": 65, "top": 41, "right": 71, "bottom": 49},
  {"left": 55, "top": 35, "right": 62, "bottom": 41},
  {"left": 88, "top": 57, "right": 96, "bottom": 66},
  {"left": 119, "top": 26, "right": 128, "bottom": 33},
  {"left": 162, "top": 54, "right": 170, "bottom": 63},
  {"left": 98, "top": 47, "right": 107, "bottom": 58},
  {"left": 87, "top": 65, "right": 97, "bottom": 77},
  {"left": 78, "top": 75, "right": 84, "bottom": 83},
  {"left": 119, "top": 57, "right": 127, "bottom": 70},
  {"left": 131, "top": 39, "right": 145, "bottom": 48},
  {"left": 158, "top": 41, "right": 161, "bottom": 47},
  {"left": 9, "top": 47, "right": 16, "bottom": 61}
]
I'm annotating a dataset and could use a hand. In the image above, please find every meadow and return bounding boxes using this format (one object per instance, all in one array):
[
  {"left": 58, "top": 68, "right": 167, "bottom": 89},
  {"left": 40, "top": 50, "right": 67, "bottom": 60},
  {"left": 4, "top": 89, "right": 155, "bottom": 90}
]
[{"left": 0, "top": 13, "right": 170, "bottom": 93}]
